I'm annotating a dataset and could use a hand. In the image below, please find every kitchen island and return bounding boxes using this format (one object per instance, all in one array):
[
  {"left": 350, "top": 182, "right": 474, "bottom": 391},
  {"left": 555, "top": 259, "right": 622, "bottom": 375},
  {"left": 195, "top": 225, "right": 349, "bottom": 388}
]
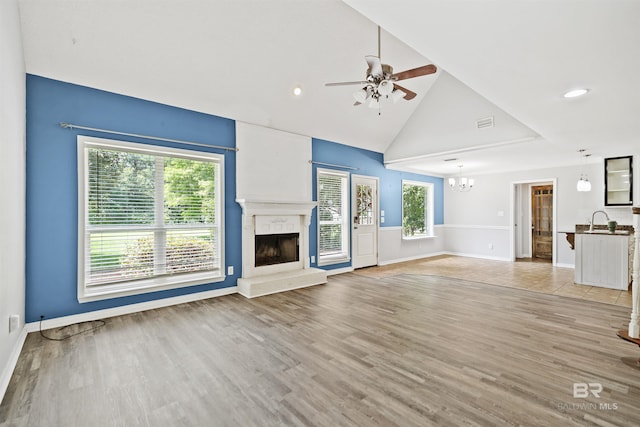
[{"left": 574, "top": 225, "right": 632, "bottom": 290}]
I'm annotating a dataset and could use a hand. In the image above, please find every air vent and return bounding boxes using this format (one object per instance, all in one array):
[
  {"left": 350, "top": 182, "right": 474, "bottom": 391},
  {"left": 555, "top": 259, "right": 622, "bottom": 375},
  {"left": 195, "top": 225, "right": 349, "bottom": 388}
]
[
  {"left": 476, "top": 116, "right": 494, "bottom": 129},
  {"left": 443, "top": 158, "right": 458, "bottom": 162}
]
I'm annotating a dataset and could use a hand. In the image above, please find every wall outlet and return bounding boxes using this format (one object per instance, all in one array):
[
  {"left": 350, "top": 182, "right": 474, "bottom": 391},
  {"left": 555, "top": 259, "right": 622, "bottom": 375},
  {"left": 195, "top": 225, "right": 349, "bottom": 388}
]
[
  {"left": 311, "top": 255, "right": 316, "bottom": 263},
  {"left": 380, "top": 217, "right": 385, "bottom": 224},
  {"left": 488, "top": 243, "right": 494, "bottom": 250},
  {"left": 9, "top": 314, "right": 20, "bottom": 333},
  {"left": 227, "top": 266, "right": 234, "bottom": 275}
]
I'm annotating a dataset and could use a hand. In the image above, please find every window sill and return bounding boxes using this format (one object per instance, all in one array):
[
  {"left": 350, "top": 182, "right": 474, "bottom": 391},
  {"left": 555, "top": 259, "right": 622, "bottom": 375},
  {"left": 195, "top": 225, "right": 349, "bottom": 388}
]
[
  {"left": 318, "top": 255, "right": 351, "bottom": 267},
  {"left": 402, "top": 235, "right": 436, "bottom": 241},
  {"left": 78, "top": 271, "right": 225, "bottom": 303}
]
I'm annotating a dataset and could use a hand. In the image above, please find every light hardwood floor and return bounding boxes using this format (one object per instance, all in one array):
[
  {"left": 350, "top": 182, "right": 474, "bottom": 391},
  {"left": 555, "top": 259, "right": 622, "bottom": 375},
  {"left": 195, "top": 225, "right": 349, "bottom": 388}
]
[
  {"left": 355, "top": 255, "right": 633, "bottom": 307},
  {"left": 1, "top": 256, "right": 639, "bottom": 426}
]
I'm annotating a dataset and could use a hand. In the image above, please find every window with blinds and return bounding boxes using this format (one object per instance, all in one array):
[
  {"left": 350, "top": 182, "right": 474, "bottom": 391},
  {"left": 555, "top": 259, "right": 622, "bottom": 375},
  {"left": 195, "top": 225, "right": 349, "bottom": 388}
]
[
  {"left": 317, "top": 169, "right": 350, "bottom": 265},
  {"left": 402, "top": 180, "right": 434, "bottom": 239},
  {"left": 77, "top": 136, "right": 224, "bottom": 302}
]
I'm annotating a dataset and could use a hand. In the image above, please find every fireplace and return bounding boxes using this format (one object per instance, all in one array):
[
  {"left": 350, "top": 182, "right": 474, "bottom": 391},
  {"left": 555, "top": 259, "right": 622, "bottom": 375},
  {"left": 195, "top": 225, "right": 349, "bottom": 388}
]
[
  {"left": 235, "top": 199, "right": 327, "bottom": 298},
  {"left": 255, "top": 233, "right": 299, "bottom": 267}
]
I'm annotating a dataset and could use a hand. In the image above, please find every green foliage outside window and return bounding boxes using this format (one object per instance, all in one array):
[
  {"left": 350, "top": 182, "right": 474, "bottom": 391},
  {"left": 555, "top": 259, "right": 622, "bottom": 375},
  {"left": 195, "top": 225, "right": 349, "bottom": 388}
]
[
  {"left": 402, "top": 183, "right": 427, "bottom": 237},
  {"left": 87, "top": 147, "right": 218, "bottom": 282}
]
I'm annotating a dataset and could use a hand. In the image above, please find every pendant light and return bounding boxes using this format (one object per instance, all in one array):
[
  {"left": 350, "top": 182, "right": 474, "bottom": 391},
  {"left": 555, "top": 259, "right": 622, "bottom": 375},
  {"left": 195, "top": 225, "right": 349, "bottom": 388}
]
[{"left": 577, "top": 150, "right": 592, "bottom": 192}]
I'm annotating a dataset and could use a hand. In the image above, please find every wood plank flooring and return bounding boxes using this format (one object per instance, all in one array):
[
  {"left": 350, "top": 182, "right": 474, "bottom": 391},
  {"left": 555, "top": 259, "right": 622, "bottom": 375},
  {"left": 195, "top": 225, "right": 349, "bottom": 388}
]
[
  {"left": 355, "top": 255, "right": 632, "bottom": 307},
  {"left": 2, "top": 266, "right": 640, "bottom": 426}
]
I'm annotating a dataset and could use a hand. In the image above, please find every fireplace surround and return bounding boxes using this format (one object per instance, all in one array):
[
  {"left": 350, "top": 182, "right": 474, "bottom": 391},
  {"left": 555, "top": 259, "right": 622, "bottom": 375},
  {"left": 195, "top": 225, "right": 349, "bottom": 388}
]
[{"left": 235, "top": 199, "right": 327, "bottom": 298}]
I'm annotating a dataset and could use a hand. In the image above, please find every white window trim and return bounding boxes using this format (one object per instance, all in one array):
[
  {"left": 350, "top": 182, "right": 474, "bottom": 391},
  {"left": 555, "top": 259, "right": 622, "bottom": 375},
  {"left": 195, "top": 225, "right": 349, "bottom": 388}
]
[
  {"left": 317, "top": 168, "right": 351, "bottom": 266},
  {"left": 401, "top": 179, "right": 434, "bottom": 240},
  {"left": 77, "top": 135, "right": 225, "bottom": 303}
]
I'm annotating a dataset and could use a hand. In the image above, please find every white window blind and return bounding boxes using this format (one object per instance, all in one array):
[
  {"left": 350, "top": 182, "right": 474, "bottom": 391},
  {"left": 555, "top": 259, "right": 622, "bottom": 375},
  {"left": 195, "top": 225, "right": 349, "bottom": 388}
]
[
  {"left": 317, "top": 169, "right": 350, "bottom": 265},
  {"left": 402, "top": 180, "right": 434, "bottom": 239},
  {"left": 78, "top": 136, "right": 224, "bottom": 302}
]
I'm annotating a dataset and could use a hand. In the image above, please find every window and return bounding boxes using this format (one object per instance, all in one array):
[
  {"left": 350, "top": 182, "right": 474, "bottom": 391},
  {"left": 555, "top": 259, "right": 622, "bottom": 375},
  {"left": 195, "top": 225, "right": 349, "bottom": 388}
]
[
  {"left": 402, "top": 180, "right": 434, "bottom": 239},
  {"left": 317, "top": 169, "right": 350, "bottom": 265},
  {"left": 77, "top": 136, "right": 224, "bottom": 302}
]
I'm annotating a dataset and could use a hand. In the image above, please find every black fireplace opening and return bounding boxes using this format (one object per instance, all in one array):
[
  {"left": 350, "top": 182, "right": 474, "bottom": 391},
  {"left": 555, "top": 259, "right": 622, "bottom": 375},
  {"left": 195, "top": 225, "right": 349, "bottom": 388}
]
[{"left": 255, "top": 233, "right": 300, "bottom": 267}]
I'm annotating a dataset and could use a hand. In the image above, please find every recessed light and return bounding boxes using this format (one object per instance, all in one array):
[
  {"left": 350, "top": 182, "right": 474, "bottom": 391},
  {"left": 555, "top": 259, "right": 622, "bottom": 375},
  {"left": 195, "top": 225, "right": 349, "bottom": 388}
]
[
  {"left": 293, "top": 86, "right": 302, "bottom": 96},
  {"left": 563, "top": 88, "right": 589, "bottom": 98}
]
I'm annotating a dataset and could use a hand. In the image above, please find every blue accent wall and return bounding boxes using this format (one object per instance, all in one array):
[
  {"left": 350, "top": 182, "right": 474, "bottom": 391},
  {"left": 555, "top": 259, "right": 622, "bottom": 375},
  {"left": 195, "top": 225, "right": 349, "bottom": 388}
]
[
  {"left": 25, "top": 75, "right": 240, "bottom": 322},
  {"left": 310, "top": 138, "right": 443, "bottom": 270},
  {"left": 25, "top": 75, "right": 444, "bottom": 322}
]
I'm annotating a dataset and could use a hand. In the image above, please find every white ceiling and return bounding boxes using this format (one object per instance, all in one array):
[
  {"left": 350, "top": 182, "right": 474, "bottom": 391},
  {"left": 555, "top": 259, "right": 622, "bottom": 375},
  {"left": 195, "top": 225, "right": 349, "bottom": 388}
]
[
  {"left": 18, "top": 0, "right": 640, "bottom": 177},
  {"left": 345, "top": 0, "right": 640, "bottom": 175}
]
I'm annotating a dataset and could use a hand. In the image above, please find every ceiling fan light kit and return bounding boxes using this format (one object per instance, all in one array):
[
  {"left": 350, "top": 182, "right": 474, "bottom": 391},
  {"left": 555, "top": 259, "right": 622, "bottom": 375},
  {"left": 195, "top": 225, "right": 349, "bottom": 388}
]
[
  {"left": 392, "top": 89, "right": 406, "bottom": 103},
  {"left": 325, "top": 26, "right": 437, "bottom": 112}
]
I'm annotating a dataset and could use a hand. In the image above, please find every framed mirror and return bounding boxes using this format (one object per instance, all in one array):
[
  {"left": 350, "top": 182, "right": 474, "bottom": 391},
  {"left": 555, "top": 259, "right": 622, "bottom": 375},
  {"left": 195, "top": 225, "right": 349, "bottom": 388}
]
[{"left": 605, "top": 155, "right": 633, "bottom": 206}]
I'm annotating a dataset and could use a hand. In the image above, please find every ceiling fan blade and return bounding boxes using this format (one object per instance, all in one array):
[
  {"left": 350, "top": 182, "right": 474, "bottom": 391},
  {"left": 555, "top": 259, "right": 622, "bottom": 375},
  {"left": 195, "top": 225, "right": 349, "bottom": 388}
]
[
  {"left": 393, "top": 83, "right": 417, "bottom": 100},
  {"left": 392, "top": 64, "right": 437, "bottom": 81},
  {"left": 325, "top": 81, "right": 369, "bottom": 87},
  {"left": 365, "top": 55, "right": 383, "bottom": 77}
]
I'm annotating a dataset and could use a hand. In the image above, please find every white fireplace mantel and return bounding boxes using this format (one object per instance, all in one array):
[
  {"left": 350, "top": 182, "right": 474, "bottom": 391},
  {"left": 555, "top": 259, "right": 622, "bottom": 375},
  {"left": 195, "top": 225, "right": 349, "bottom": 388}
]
[
  {"left": 236, "top": 199, "right": 318, "bottom": 217},
  {"left": 235, "top": 198, "right": 326, "bottom": 298}
]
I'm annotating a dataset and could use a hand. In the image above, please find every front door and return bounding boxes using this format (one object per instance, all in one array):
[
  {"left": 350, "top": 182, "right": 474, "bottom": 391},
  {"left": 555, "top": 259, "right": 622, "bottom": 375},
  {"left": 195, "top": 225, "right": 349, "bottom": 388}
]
[
  {"left": 352, "top": 175, "right": 378, "bottom": 269},
  {"left": 532, "top": 184, "right": 553, "bottom": 260}
]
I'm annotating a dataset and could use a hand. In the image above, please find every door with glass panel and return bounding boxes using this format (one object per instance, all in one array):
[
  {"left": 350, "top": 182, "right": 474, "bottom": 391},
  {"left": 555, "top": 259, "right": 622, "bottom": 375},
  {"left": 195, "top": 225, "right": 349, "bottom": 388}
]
[
  {"left": 352, "top": 175, "right": 378, "bottom": 268},
  {"left": 531, "top": 184, "right": 553, "bottom": 260}
]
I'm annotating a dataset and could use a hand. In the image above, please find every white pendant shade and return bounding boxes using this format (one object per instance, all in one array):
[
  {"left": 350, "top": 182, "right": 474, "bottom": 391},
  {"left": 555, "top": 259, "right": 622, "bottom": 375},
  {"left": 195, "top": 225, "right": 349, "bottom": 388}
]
[
  {"left": 377, "top": 80, "right": 394, "bottom": 96},
  {"left": 353, "top": 89, "right": 368, "bottom": 104},
  {"left": 577, "top": 176, "right": 591, "bottom": 192},
  {"left": 392, "top": 89, "right": 406, "bottom": 103},
  {"left": 576, "top": 151, "right": 592, "bottom": 192}
]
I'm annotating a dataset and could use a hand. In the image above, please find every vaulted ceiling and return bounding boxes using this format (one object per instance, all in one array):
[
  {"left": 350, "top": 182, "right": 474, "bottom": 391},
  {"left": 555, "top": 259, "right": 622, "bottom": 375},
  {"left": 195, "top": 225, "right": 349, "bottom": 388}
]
[{"left": 18, "top": 0, "right": 640, "bottom": 177}]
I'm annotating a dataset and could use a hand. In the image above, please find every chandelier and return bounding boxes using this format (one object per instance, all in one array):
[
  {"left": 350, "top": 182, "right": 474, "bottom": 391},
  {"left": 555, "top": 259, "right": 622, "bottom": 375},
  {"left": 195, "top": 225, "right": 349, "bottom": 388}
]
[{"left": 448, "top": 165, "right": 474, "bottom": 192}]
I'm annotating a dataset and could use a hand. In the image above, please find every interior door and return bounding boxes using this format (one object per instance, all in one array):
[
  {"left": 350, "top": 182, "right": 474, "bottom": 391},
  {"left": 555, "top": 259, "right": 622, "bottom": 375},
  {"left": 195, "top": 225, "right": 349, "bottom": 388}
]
[
  {"left": 352, "top": 175, "right": 378, "bottom": 268},
  {"left": 531, "top": 184, "right": 553, "bottom": 260}
]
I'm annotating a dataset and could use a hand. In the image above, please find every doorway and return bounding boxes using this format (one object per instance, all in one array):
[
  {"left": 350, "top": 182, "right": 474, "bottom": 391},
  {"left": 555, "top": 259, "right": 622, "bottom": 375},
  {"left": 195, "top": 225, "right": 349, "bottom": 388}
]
[
  {"left": 352, "top": 174, "right": 378, "bottom": 269},
  {"left": 531, "top": 185, "right": 553, "bottom": 260},
  {"left": 511, "top": 179, "right": 557, "bottom": 265}
]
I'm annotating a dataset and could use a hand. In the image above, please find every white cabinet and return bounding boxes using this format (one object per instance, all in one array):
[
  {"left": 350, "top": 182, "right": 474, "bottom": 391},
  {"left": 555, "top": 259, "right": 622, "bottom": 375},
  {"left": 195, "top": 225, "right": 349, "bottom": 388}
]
[{"left": 575, "top": 232, "right": 630, "bottom": 290}]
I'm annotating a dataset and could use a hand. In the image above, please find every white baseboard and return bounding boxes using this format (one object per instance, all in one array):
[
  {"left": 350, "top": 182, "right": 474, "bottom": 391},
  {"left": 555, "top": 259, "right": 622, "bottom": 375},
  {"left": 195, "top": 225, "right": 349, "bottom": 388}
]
[
  {"left": 378, "top": 251, "right": 447, "bottom": 266},
  {"left": 325, "top": 266, "right": 354, "bottom": 276},
  {"left": 1, "top": 326, "right": 28, "bottom": 404},
  {"left": 444, "top": 251, "right": 512, "bottom": 262},
  {"left": 555, "top": 263, "right": 575, "bottom": 269},
  {"left": 26, "top": 286, "right": 238, "bottom": 332}
]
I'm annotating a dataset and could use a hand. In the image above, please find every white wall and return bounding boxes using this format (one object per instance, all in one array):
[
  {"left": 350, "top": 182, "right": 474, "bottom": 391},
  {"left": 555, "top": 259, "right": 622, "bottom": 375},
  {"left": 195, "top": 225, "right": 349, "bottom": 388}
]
[
  {"left": 444, "top": 159, "right": 639, "bottom": 268},
  {"left": 378, "top": 226, "right": 445, "bottom": 265},
  {"left": 235, "top": 122, "right": 312, "bottom": 203},
  {"left": 0, "top": 0, "right": 27, "bottom": 400}
]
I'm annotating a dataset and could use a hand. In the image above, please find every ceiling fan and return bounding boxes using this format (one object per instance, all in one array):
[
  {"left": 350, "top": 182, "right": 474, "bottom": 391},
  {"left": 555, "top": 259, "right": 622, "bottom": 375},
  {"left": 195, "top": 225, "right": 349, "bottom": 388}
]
[{"left": 325, "top": 26, "right": 437, "bottom": 110}]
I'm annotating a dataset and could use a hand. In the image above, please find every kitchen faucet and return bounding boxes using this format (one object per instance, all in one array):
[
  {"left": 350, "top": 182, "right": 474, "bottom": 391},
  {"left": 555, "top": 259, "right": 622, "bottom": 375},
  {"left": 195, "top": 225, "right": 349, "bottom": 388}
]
[{"left": 590, "top": 210, "right": 610, "bottom": 231}]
